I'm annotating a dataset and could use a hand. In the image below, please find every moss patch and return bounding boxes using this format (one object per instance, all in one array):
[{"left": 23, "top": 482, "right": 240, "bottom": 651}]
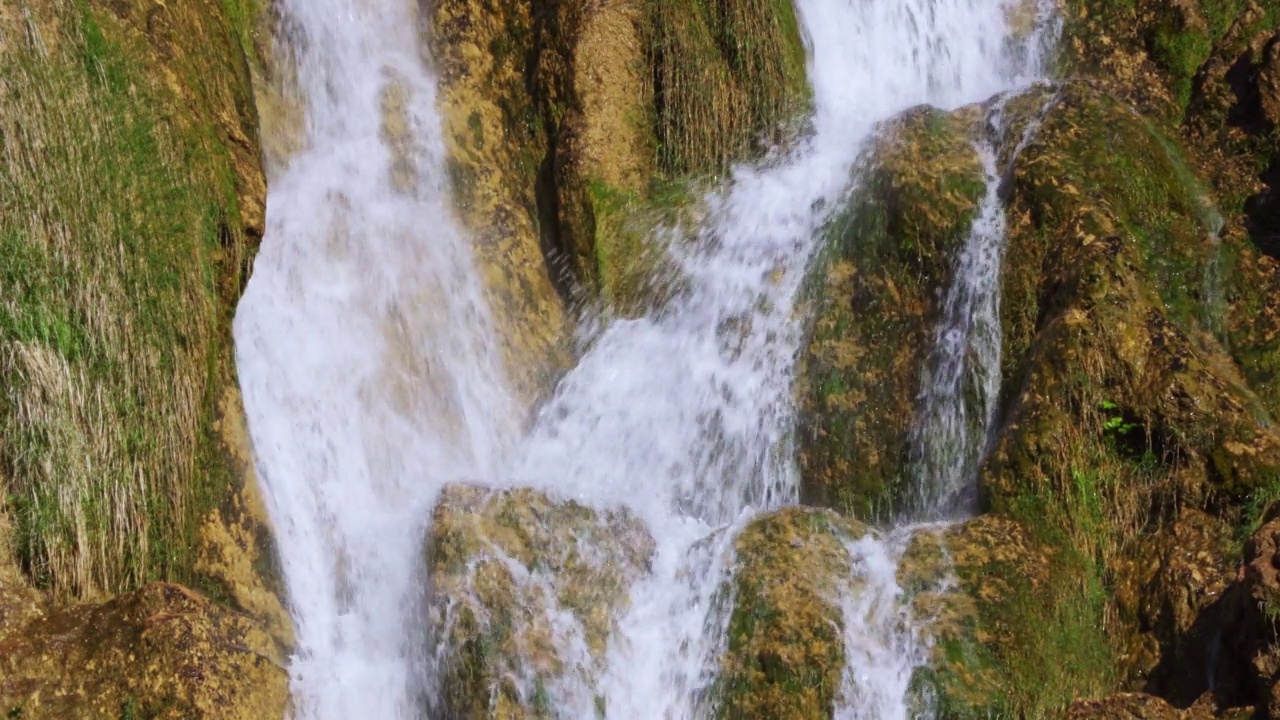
[
  {"left": 427, "top": 485, "right": 654, "bottom": 718},
  {"left": 716, "top": 507, "right": 868, "bottom": 720},
  {"left": 797, "top": 105, "right": 986, "bottom": 521}
]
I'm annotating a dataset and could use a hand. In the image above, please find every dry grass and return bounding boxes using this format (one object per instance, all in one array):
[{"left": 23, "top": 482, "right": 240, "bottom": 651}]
[
  {"left": 645, "top": 0, "right": 809, "bottom": 177},
  {"left": 0, "top": 0, "right": 248, "bottom": 599}
]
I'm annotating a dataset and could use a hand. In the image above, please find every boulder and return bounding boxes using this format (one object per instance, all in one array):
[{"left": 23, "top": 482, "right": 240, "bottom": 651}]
[
  {"left": 425, "top": 484, "right": 654, "bottom": 718},
  {"left": 797, "top": 105, "right": 986, "bottom": 521},
  {"left": 0, "top": 583, "right": 288, "bottom": 719},
  {"left": 715, "top": 507, "right": 869, "bottom": 719}
]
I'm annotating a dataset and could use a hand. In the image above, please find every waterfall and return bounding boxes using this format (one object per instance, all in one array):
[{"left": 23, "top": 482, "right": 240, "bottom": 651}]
[
  {"left": 234, "top": 0, "right": 1056, "bottom": 717},
  {"left": 233, "top": 0, "right": 519, "bottom": 716}
]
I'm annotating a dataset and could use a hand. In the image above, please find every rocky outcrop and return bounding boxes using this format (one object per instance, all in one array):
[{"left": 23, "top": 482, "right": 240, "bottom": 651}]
[
  {"left": 1214, "top": 514, "right": 1280, "bottom": 717},
  {"left": 715, "top": 508, "right": 869, "bottom": 719},
  {"left": 428, "top": 0, "right": 810, "bottom": 325},
  {"left": 797, "top": 45, "right": 1280, "bottom": 720},
  {"left": 796, "top": 106, "right": 987, "bottom": 521},
  {"left": 0, "top": 583, "right": 288, "bottom": 719},
  {"left": 425, "top": 484, "right": 654, "bottom": 718}
]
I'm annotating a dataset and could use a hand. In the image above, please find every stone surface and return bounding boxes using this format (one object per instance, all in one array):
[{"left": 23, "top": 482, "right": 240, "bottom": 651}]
[
  {"left": 716, "top": 507, "right": 869, "bottom": 720},
  {"left": 0, "top": 583, "right": 289, "bottom": 720},
  {"left": 796, "top": 104, "right": 986, "bottom": 521},
  {"left": 425, "top": 484, "right": 654, "bottom": 718}
]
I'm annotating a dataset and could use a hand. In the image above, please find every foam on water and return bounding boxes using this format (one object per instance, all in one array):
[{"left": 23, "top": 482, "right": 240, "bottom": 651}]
[{"left": 235, "top": 0, "right": 1057, "bottom": 716}]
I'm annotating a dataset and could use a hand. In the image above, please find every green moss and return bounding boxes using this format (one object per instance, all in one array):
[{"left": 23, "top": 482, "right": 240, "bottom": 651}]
[
  {"left": 585, "top": 177, "right": 696, "bottom": 316},
  {"left": 715, "top": 508, "right": 865, "bottom": 720},
  {"left": 798, "top": 106, "right": 985, "bottom": 522},
  {"left": 644, "top": 0, "right": 810, "bottom": 177},
  {"left": 907, "top": 511, "right": 1117, "bottom": 720},
  {"left": 0, "top": 0, "right": 253, "bottom": 597}
]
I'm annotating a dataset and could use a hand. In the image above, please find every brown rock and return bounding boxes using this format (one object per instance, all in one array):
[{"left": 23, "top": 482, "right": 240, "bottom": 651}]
[
  {"left": 1130, "top": 510, "right": 1236, "bottom": 699},
  {"left": 717, "top": 508, "right": 870, "bottom": 720},
  {"left": 797, "top": 103, "right": 987, "bottom": 521},
  {"left": 1216, "top": 515, "right": 1280, "bottom": 716},
  {"left": 426, "top": 484, "right": 654, "bottom": 718},
  {"left": 1065, "top": 693, "right": 1218, "bottom": 720},
  {"left": 0, "top": 583, "right": 288, "bottom": 719},
  {"left": 1259, "top": 34, "right": 1280, "bottom": 127}
]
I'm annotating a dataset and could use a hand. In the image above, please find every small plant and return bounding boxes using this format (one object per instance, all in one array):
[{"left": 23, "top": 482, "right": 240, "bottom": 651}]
[{"left": 1098, "top": 400, "right": 1140, "bottom": 436}]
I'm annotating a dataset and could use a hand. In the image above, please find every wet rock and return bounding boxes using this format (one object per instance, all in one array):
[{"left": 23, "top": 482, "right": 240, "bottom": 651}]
[
  {"left": 899, "top": 516, "right": 1076, "bottom": 719},
  {"left": 943, "top": 79, "right": 1280, "bottom": 715},
  {"left": 428, "top": 0, "right": 573, "bottom": 400},
  {"left": 991, "top": 81, "right": 1280, "bottom": 514},
  {"left": 716, "top": 507, "right": 869, "bottom": 720},
  {"left": 425, "top": 484, "right": 654, "bottom": 718},
  {"left": 0, "top": 583, "right": 289, "bottom": 720},
  {"left": 797, "top": 104, "right": 986, "bottom": 521},
  {"left": 430, "top": 0, "right": 810, "bottom": 325}
]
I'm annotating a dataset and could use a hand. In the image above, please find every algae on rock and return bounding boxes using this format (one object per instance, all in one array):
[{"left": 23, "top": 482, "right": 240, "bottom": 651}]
[
  {"left": 0, "top": 583, "right": 288, "bottom": 720},
  {"left": 796, "top": 105, "right": 987, "bottom": 522},
  {"left": 429, "top": 0, "right": 812, "bottom": 322},
  {"left": 896, "top": 80, "right": 1280, "bottom": 718},
  {"left": 425, "top": 484, "right": 655, "bottom": 718},
  {"left": 714, "top": 507, "right": 869, "bottom": 720}
]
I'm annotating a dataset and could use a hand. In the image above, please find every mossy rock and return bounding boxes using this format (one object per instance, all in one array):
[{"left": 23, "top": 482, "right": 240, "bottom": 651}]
[
  {"left": 430, "top": 0, "right": 811, "bottom": 330},
  {"left": 715, "top": 507, "right": 869, "bottom": 720},
  {"left": 425, "top": 484, "right": 655, "bottom": 718},
  {"left": 1060, "top": 0, "right": 1275, "bottom": 114},
  {"left": 926, "top": 81, "right": 1280, "bottom": 716},
  {"left": 994, "top": 81, "right": 1280, "bottom": 515},
  {"left": 1059, "top": 0, "right": 1280, "bottom": 420},
  {"left": 796, "top": 105, "right": 986, "bottom": 521},
  {"left": 644, "top": 0, "right": 810, "bottom": 178},
  {"left": 900, "top": 516, "right": 1114, "bottom": 719},
  {"left": 0, "top": 583, "right": 289, "bottom": 719}
]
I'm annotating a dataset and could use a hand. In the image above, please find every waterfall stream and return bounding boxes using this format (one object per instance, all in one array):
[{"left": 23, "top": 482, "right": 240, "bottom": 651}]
[{"left": 234, "top": 0, "right": 1056, "bottom": 717}]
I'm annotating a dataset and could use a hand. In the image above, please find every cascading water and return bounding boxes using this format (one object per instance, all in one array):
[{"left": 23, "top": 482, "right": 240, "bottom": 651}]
[
  {"left": 235, "top": 0, "right": 1056, "bottom": 717},
  {"left": 233, "top": 1, "right": 520, "bottom": 716}
]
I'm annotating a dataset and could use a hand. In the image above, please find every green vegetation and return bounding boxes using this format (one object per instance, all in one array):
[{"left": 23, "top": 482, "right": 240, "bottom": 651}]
[
  {"left": 798, "top": 107, "right": 986, "bottom": 522},
  {"left": 584, "top": 177, "right": 697, "bottom": 316},
  {"left": 0, "top": 0, "right": 254, "bottom": 598},
  {"left": 716, "top": 508, "right": 864, "bottom": 720},
  {"left": 644, "top": 0, "right": 810, "bottom": 177}
]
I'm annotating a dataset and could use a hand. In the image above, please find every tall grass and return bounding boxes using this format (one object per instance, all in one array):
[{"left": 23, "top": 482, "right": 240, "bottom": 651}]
[{"left": 0, "top": 0, "right": 247, "bottom": 598}]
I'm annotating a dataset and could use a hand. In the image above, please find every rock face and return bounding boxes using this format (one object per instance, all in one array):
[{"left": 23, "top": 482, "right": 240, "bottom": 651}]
[
  {"left": 793, "top": 3, "right": 1280, "bottom": 715},
  {"left": 716, "top": 508, "right": 869, "bottom": 719},
  {"left": 1216, "top": 514, "right": 1280, "bottom": 717},
  {"left": 0, "top": 583, "right": 289, "bottom": 719},
  {"left": 797, "top": 106, "right": 987, "bottom": 521},
  {"left": 428, "top": 0, "right": 810, "bottom": 324},
  {"left": 425, "top": 485, "right": 654, "bottom": 718}
]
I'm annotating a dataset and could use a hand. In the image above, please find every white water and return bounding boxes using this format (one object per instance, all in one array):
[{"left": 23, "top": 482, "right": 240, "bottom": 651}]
[
  {"left": 233, "top": 1, "right": 519, "bottom": 716},
  {"left": 235, "top": 0, "right": 1056, "bottom": 717}
]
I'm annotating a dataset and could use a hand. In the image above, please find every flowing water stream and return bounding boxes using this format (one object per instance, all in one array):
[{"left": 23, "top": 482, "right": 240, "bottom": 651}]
[{"left": 235, "top": 0, "right": 1057, "bottom": 717}]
